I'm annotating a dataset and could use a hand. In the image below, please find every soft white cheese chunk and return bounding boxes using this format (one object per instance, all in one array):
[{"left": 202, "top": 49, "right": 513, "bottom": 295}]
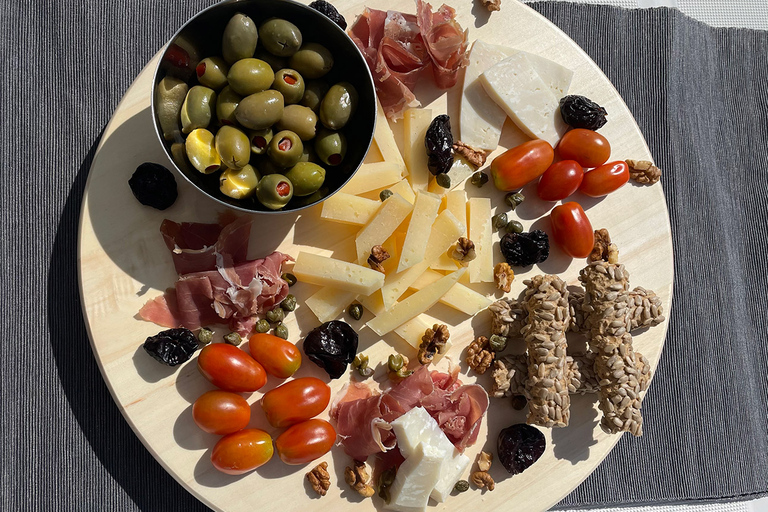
[{"left": 385, "top": 442, "right": 445, "bottom": 512}]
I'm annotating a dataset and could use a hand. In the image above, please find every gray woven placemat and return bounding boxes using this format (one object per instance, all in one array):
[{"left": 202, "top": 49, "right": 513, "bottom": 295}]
[{"left": 1, "top": 0, "right": 766, "bottom": 510}]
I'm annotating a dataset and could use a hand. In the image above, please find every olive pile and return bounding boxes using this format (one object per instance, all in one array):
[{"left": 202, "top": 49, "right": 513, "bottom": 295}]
[{"left": 155, "top": 13, "right": 358, "bottom": 210}]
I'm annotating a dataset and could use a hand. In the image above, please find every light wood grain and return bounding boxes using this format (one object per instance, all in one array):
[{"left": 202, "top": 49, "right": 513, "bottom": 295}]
[{"left": 78, "top": 1, "right": 674, "bottom": 511}]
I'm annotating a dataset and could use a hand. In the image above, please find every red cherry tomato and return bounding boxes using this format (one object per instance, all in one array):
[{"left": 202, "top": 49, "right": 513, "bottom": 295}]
[
  {"left": 579, "top": 160, "right": 630, "bottom": 197},
  {"left": 490, "top": 140, "right": 554, "bottom": 191},
  {"left": 261, "top": 377, "right": 331, "bottom": 428},
  {"left": 550, "top": 202, "right": 595, "bottom": 258},
  {"left": 211, "top": 429, "right": 273, "bottom": 475},
  {"left": 197, "top": 343, "right": 267, "bottom": 393},
  {"left": 193, "top": 390, "right": 251, "bottom": 435},
  {"left": 248, "top": 333, "right": 302, "bottom": 379},
  {"left": 557, "top": 129, "right": 611, "bottom": 168},
  {"left": 274, "top": 419, "right": 336, "bottom": 465},
  {"left": 536, "top": 160, "right": 584, "bottom": 201}
]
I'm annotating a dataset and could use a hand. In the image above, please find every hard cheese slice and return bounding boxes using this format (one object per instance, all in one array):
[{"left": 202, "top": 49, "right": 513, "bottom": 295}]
[
  {"left": 293, "top": 252, "right": 385, "bottom": 295},
  {"left": 305, "top": 287, "right": 357, "bottom": 322},
  {"left": 398, "top": 191, "right": 441, "bottom": 272},
  {"left": 403, "top": 108, "right": 432, "bottom": 192},
  {"left": 468, "top": 197, "right": 494, "bottom": 283},
  {"left": 367, "top": 268, "right": 466, "bottom": 336},
  {"left": 388, "top": 178, "right": 416, "bottom": 204},
  {"left": 320, "top": 193, "right": 381, "bottom": 225},
  {"left": 355, "top": 194, "right": 413, "bottom": 264},
  {"left": 374, "top": 97, "right": 407, "bottom": 176},
  {"left": 341, "top": 161, "right": 403, "bottom": 195},
  {"left": 410, "top": 269, "right": 492, "bottom": 315},
  {"left": 431, "top": 189, "right": 466, "bottom": 271}
]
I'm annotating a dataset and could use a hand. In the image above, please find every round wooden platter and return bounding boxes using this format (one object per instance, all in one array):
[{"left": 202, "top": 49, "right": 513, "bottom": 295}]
[{"left": 78, "top": 0, "right": 673, "bottom": 510}]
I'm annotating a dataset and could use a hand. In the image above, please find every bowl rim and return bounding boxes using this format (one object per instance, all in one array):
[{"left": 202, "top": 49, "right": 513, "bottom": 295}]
[{"left": 150, "top": 0, "right": 377, "bottom": 215}]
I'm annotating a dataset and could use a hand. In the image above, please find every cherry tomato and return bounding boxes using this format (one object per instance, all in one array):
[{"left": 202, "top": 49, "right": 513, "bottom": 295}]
[
  {"left": 261, "top": 377, "right": 331, "bottom": 428},
  {"left": 197, "top": 343, "right": 267, "bottom": 393},
  {"left": 248, "top": 333, "right": 301, "bottom": 379},
  {"left": 550, "top": 202, "right": 594, "bottom": 258},
  {"left": 490, "top": 140, "right": 554, "bottom": 191},
  {"left": 274, "top": 419, "right": 336, "bottom": 465},
  {"left": 211, "top": 429, "right": 273, "bottom": 475},
  {"left": 557, "top": 129, "right": 611, "bottom": 168},
  {"left": 579, "top": 160, "right": 630, "bottom": 197},
  {"left": 192, "top": 390, "right": 250, "bottom": 435},
  {"left": 536, "top": 160, "right": 584, "bottom": 201}
]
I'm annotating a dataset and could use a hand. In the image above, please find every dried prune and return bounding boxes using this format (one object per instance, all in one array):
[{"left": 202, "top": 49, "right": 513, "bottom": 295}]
[
  {"left": 303, "top": 320, "right": 358, "bottom": 379},
  {"left": 425, "top": 114, "right": 454, "bottom": 175},
  {"left": 500, "top": 230, "right": 549, "bottom": 267},
  {"left": 128, "top": 162, "right": 178, "bottom": 210},
  {"left": 559, "top": 95, "right": 608, "bottom": 130},
  {"left": 497, "top": 424, "right": 545, "bottom": 474},
  {"left": 143, "top": 328, "right": 198, "bottom": 366},
  {"left": 309, "top": 0, "right": 347, "bottom": 29}
]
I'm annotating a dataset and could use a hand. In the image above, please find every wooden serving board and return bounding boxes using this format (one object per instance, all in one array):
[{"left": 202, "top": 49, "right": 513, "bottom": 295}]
[{"left": 78, "top": 1, "right": 673, "bottom": 510}]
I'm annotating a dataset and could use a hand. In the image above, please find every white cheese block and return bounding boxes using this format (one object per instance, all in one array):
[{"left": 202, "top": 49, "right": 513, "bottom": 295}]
[
  {"left": 522, "top": 51, "right": 573, "bottom": 98},
  {"left": 385, "top": 442, "right": 445, "bottom": 512},
  {"left": 305, "top": 287, "right": 358, "bottom": 322},
  {"left": 397, "top": 191, "right": 441, "bottom": 272},
  {"left": 394, "top": 316, "right": 452, "bottom": 363},
  {"left": 320, "top": 193, "right": 381, "bottom": 226},
  {"left": 468, "top": 197, "right": 494, "bottom": 283},
  {"left": 367, "top": 268, "right": 466, "bottom": 336},
  {"left": 388, "top": 178, "right": 416, "bottom": 204},
  {"left": 374, "top": 97, "right": 407, "bottom": 176},
  {"left": 341, "top": 161, "right": 403, "bottom": 196},
  {"left": 480, "top": 52, "right": 568, "bottom": 147},
  {"left": 410, "top": 269, "right": 492, "bottom": 315},
  {"left": 431, "top": 450, "right": 471, "bottom": 502},
  {"left": 426, "top": 155, "right": 476, "bottom": 195},
  {"left": 293, "top": 252, "right": 385, "bottom": 295},
  {"left": 355, "top": 194, "right": 413, "bottom": 264},
  {"left": 403, "top": 108, "right": 432, "bottom": 192}
]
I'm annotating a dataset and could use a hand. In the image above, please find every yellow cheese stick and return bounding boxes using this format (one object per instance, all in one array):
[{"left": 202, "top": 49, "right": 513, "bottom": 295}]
[
  {"left": 321, "top": 193, "right": 381, "bottom": 225},
  {"left": 293, "top": 252, "right": 385, "bottom": 295},
  {"left": 410, "top": 269, "right": 492, "bottom": 315},
  {"left": 374, "top": 97, "right": 407, "bottom": 175},
  {"left": 403, "top": 108, "right": 432, "bottom": 192},
  {"left": 468, "top": 197, "right": 494, "bottom": 283},
  {"left": 355, "top": 193, "right": 413, "bottom": 263},
  {"left": 305, "top": 287, "right": 357, "bottom": 323},
  {"left": 341, "top": 162, "right": 403, "bottom": 196}
]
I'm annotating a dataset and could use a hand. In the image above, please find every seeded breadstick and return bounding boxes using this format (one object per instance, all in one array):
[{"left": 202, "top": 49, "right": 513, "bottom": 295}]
[
  {"left": 579, "top": 261, "right": 649, "bottom": 436},
  {"left": 521, "top": 275, "right": 571, "bottom": 428}
]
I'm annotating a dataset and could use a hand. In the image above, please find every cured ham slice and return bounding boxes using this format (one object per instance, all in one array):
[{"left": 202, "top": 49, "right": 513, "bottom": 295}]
[
  {"left": 416, "top": 0, "right": 469, "bottom": 89},
  {"left": 160, "top": 216, "right": 250, "bottom": 275}
]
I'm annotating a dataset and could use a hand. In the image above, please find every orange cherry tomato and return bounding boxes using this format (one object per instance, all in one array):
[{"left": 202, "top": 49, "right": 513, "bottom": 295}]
[
  {"left": 211, "top": 428, "right": 273, "bottom": 475},
  {"left": 274, "top": 419, "right": 336, "bottom": 465},
  {"left": 261, "top": 377, "right": 331, "bottom": 428},
  {"left": 579, "top": 160, "right": 630, "bottom": 197},
  {"left": 490, "top": 140, "right": 554, "bottom": 191},
  {"left": 197, "top": 343, "right": 267, "bottom": 393},
  {"left": 192, "top": 390, "right": 251, "bottom": 435},
  {"left": 550, "top": 202, "right": 595, "bottom": 258},
  {"left": 536, "top": 160, "right": 584, "bottom": 201},
  {"left": 248, "top": 333, "right": 301, "bottom": 379},
  {"left": 557, "top": 129, "right": 611, "bottom": 168}
]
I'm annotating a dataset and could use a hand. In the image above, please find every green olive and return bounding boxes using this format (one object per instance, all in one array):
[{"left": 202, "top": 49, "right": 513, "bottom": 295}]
[
  {"left": 268, "top": 130, "right": 304, "bottom": 168},
  {"left": 170, "top": 142, "right": 194, "bottom": 174},
  {"left": 215, "top": 85, "right": 242, "bottom": 126},
  {"left": 314, "top": 128, "right": 347, "bottom": 166},
  {"left": 283, "top": 162, "right": 326, "bottom": 196},
  {"left": 319, "top": 82, "right": 357, "bottom": 130},
  {"left": 290, "top": 186, "right": 329, "bottom": 207},
  {"left": 215, "top": 126, "right": 250, "bottom": 169},
  {"left": 195, "top": 57, "right": 229, "bottom": 90},
  {"left": 289, "top": 43, "right": 333, "bottom": 79},
  {"left": 299, "top": 144, "right": 316, "bottom": 163},
  {"left": 276, "top": 104, "right": 317, "bottom": 141},
  {"left": 222, "top": 13, "right": 259, "bottom": 64},
  {"left": 185, "top": 128, "right": 221, "bottom": 174},
  {"left": 301, "top": 80, "right": 329, "bottom": 112},
  {"left": 180, "top": 85, "right": 216, "bottom": 134},
  {"left": 155, "top": 76, "right": 188, "bottom": 141},
  {"left": 254, "top": 48, "right": 287, "bottom": 72},
  {"left": 257, "top": 174, "right": 294, "bottom": 210},
  {"left": 248, "top": 127, "right": 273, "bottom": 155},
  {"left": 235, "top": 90, "right": 284, "bottom": 130},
  {"left": 220, "top": 164, "right": 261, "bottom": 199},
  {"left": 227, "top": 58, "right": 275, "bottom": 96},
  {"left": 259, "top": 19, "right": 302, "bottom": 57},
  {"left": 272, "top": 69, "right": 305, "bottom": 104},
  {"left": 255, "top": 156, "right": 286, "bottom": 175}
]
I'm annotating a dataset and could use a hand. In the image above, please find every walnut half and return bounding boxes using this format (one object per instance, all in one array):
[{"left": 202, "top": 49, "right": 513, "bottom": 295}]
[
  {"left": 306, "top": 462, "right": 331, "bottom": 496},
  {"left": 451, "top": 237, "right": 476, "bottom": 266},
  {"left": 368, "top": 245, "right": 390, "bottom": 273},
  {"left": 494, "top": 262, "right": 514, "bottom": 292},
  {"left": 418, "top": 324, "right": 450, "bottom": 365},
  {"left": 344, "top": 460, "right": 375, "bottom": 498},
  {"left": 471, "top": 470, "right": 496, "bottom": 490},
  {"left": 453, "top": 141, "right": 488, "bottom": 168},
  {"left": 589, "top": 228, "right": 619, "bottom": 264},
  {"left": 627, "top": 159, "right": 661, "bottom": 184},
  {"left": 466, "top": 336, "right": 494, "bottom": 374}
]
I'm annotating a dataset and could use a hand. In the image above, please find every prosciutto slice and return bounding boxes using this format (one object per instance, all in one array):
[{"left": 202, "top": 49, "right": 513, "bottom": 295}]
[
  {"left": 160, "top": 216, "right": 250, "bottom": 275},
  {"left": 416, "top": 0, "right": 469, "bottom": 89},
  {"left": 333, "top": 366, "right": 489, "bottom": 460}
]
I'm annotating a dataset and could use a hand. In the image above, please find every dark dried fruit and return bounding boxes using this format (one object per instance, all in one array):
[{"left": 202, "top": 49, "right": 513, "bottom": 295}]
[
  {"left": 128, "top": 162, "right": 178, "bottom": 210},
  {"left": 559, "top": 95, "right": 608, "bottom": 130},
  {"left": 497, "top": 424, "right": 546, "bottom": 474},
  {"left": 143, "top": 328, "right": 198, "bottom": 366},
  {"left": 309, "top": 0, "right": 347, "bottom": 29},
  {"left": 303, "top": 320, "right": 358, "bottom": 379},
  {"left": 424, "top": 114, "right": 454, "bottom": 175},
  {"left": 500, "top": 230, "right": 549, "bottom": 267},
  {"left": 510, "top": 395, "right": 528, "bottom": 410}
]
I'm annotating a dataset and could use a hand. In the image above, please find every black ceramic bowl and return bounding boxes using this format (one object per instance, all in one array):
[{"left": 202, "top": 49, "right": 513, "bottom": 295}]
[{"left": 150, "top": 0, "right": 376, "bottom": 213}]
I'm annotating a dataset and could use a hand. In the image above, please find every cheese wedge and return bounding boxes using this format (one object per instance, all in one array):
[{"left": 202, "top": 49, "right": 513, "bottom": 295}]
[
  {"left": 342, "top": 161, "right": 403, "bottom": 195},
  {"left": 359, "top": 289, "right": 386, "bottom": 316},
  {"left": 320, "top": 193, "right": 381, "bottom": 225},
  {"left": 293, "top": 252, "right": 385, "bottom": 295},
  {"left": 388, "top": 178, "right": 416, "bottom": 204},
  {"left": 374, "top": 97, "right": 407, "bottom": 175},
  {"left": 403, "top": 108, "right": 432, "bottom": 192},
  {"left": 398, "top": 191, "right": 441, "bottom": 272},
  {"left": 355, "top": 194, "right": 413, "bottom": 264},
  {"left": 305, "top": 287, "right": 357, "bottom": 322},
  {"left": 410, "top": 269, "right": 492, "bottom": 315},
  {"left": 468, "top": 197, "right": 494, "bottom": 283}
]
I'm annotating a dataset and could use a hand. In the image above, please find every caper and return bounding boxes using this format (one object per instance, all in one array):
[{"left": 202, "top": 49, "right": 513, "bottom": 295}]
[
  {"left": 227, "top": 58, "right": 275, "bottom": 96},
  {"left": 180, "top": 85, "right": 216, "bottom": 134},
  {"left": 506, "top": 219, "right": 524, "bottom": 234},
  {"left": 281, "top": 272, "right": 297, "bottom": 286},
  {"left": 314, "top": 128, "right": 346, "bottom": 165},
  {"left": 215, "top": 125, "right": 250, "bottom": 169},
  {"left": 280, "top": 294, "right": 297, "bottom": 312},
  {"left": 195, "top": 56, "right": 229, "bottom": 90},
  {"left": 248, "top": 127, "right": 273, "bottom": 155},
  {"left": 435, "top": 173, "right": 451, "bottom": 188},
  {"left": 259, "top": 18, "right": 302, "bottom": 57},
  {"left": 155, "top": 76, "right": 187, "bottom": 141},
  {"left": 378, "top": 466, "right": 397, "bottom": 503},
  {"left": 266, "top": 306, "right": 285, "bottom": 323},
  {"left": 268, "top": 130, "right": 304, "bottom": 168},
  {"left": 197, "top": 327, "right": 213, "bottom": 345},
  {"left": 215, "top": 85, "right": 242, "bottom": 126},
  {"left": 284, "top": 162, "right": 325, "bottom": 197},
  {"left": 289, "top": 43, "right": 333, "bottom": 79},
  {"left": 219, "top": 164, "right": 260, "bottom": 199},
  {"left": 505, "top": 191, "right": 525, "bottom": 209},
  {"left": 492, "top": 212, "right": 509, "bottom": 231},
  {"left": 489, "top": 334, "right": 508, "bottom": 352},
  {"left": 185, "top": 128, "right": 220, "bottom": 174},
  {"left": 277, "top": 104, "right": 318, "bottom": 141},
  {"left": 274, "top": 323, "right": 289, "bottom": 340},
  {"left": 352, "top": 353, "right": 373, "bottom": 378},
  {"left": 319, "top": 82, "right": 358, "bottom": 130},
  {"left": 301, "top": 80, "right": 329, "bottom": 112},
  {"left": 511, "top": 394, "right": 528, "bottom": 410},
  {"left": 235, "top": 89, "right": 284, "bottom": 130},
  {"left": 348, "top": 302, "right": 363, "bottom": 321},
  {"left": 379, "top": 189, "right": 393, "bottom": 201},
  {"left": 453, "top": 480, "right": 470, "bottom": 493},
  {"left": 272, "top": 69, "right": 305, "bottom": 104},
  {"left": 257, "top": 174, "right": 294, "bottom": 210},
  {"left": 222, "top": 13, "right": 258, "bottom": 64},
  {"left": 255, "top": 319, "right": 270, "bottom": 333},
  {"left": 223, "top": 332, "right": 242, "bottom": 345},
  {"left": 470, "top": 171, "right": 489, "bottom": 187}
]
